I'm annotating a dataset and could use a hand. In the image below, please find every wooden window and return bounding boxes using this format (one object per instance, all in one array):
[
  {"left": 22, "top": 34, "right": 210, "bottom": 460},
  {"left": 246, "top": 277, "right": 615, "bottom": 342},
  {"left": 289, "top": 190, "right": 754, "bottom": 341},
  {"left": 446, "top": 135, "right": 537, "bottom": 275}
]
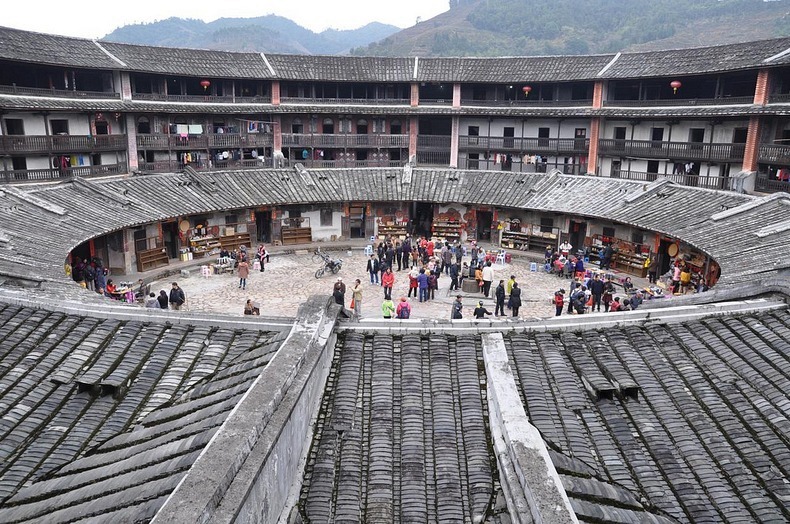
[{"left": 320, "top": 208, "right": 333, "bottom": 227}]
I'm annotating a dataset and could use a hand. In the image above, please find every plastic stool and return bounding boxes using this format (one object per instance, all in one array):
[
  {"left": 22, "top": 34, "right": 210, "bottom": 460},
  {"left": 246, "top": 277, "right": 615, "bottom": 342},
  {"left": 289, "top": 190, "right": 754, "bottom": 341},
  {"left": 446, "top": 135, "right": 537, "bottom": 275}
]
[
  {"left": 364, "top": 244, "right": 374, "bottom": 256},
  {"left": 252, "top": 260, "right": 261, "bottom": 271},
  {"left": 201, "top": 265, "right": 211, "bottom": 278},
  {"left": 530, "top": 262, "right": 538, "bottom": 272}
]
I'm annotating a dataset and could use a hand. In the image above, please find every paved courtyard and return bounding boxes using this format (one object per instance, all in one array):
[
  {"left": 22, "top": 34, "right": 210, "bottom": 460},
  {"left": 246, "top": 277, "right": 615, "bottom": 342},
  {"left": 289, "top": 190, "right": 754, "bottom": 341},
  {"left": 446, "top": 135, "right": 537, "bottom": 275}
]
[{"left": 147, "top": 246, "right": 652, "bottom": 320}]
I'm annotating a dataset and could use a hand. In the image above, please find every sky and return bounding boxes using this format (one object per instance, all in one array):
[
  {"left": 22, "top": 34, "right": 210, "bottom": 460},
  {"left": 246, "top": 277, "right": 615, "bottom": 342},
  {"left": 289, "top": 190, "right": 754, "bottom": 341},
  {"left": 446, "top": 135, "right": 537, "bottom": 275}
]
[{"left": 4, "top": 0, "right": 449, "bottom": 39}]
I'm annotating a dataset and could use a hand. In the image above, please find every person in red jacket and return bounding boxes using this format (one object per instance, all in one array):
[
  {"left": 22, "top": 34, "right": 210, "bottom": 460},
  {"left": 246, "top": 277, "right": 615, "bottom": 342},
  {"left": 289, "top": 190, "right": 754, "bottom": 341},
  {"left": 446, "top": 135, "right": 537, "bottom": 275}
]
[
  {"left": 554, "top": 289, "right": 565, "bottom": 316},
  {"left": 395, "top": 296, "right": 411, "bottom": 319},
  {"left": 381, "top": 267, "right": 395, "bottom": 300}
]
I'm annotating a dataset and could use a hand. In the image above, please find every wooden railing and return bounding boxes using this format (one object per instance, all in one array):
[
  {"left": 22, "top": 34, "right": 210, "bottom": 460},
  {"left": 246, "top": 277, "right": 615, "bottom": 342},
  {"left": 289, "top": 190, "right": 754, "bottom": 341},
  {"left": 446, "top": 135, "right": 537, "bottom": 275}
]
[
  {"left": 599, "top": 139, "right": 745, "bottom": 161},
  {"left": 281, "top": 134, "right": 409, "bottom": 148},
  {"left": 755, "top": 173, "right": 790, "bottom": 193},
  {"left": 280, "top": 96, "right": 409, "bottom": 105},
  {"left": 0, "top": 134, "right": 127, "bottom": 154},
  {"left": 612, "top": 169, "right": 732, "bottom": 190},
  {"left": 0, "top": 84, "right": 120, "bottom": 99},
  {"left": 602, "top": 96, "right": 754, "bottom": 107},
  {"left": 0, "top": 163, "right": 125, "bottom": 183},
  {"left": 758, "top": 144, "right": 790, "bottom": 164},
  {"left": 417, "top": 135, "right": 452, "bottom": 149},
  {"left": 132, "top": 93, "right": 271, "bottom": 103},
  {"left": 460, "top": 98, "right": 592, "bottom": 107},
  {"left": 460, "top": 136, "right": 589, "bottom": 154}
]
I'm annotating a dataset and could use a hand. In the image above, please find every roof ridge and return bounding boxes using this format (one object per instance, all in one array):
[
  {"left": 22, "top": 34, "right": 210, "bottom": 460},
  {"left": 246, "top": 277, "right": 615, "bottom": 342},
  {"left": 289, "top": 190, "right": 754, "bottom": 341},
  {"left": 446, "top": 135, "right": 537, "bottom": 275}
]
[
  {"left": 92, "top": 40, "right": 127, "bottom": 68},
  {"left": 259, "top": 53, "right": 275, "bottom": 76},
  {"left": 597, "top": 52, "right": 621, "bottom": 77},
  {"left": 711, "top": 191, "right": 789, "bottom": 221}
]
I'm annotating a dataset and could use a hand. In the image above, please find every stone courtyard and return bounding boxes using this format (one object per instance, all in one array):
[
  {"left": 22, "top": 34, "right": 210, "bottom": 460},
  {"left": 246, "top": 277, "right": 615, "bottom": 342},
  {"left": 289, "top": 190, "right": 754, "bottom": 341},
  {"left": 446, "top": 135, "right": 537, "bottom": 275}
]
[{"left": 147, "top": 245, "right": 651, "bottom": 320}]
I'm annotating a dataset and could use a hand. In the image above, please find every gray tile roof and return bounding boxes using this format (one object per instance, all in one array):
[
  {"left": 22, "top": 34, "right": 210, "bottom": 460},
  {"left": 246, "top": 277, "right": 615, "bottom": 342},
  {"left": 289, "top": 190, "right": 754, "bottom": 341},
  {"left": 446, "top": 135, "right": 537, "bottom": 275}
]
[
  {"left": 265, "top": 54, "right": 414, "bottom": 82},
  {"left": 607, "top": 36, "right": 790, "bottom": 78},
  {"left": 504, "top": 309, "right": 790, "bottom": 522},
  {"left": 3, "top": 25, "right": 790, "bottom": 84},
  {"left": 417, "top": 55, "right": 615, "bottom": 82},
  {"left": 0, "top": 304, "right": 287, "bottom": 522},
  {"left": 1, "top": 169, "right": 786, "bottom": 288},
  {"left": 0, "top": 26, "right": 119, "bottom": 69},
  {"left": 99, "top": 42, "right": 274, "bottom": 78}
]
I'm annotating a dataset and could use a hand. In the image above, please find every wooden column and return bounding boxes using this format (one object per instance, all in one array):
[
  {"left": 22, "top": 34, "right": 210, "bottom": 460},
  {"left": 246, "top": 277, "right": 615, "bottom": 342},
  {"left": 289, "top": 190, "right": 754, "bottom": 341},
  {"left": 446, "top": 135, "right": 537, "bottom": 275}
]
[
  {"left": 409, "top": 116, "right": 418, "bottom": 161},
  {"left": 743, "top": 116, "right": 762, "bottom": 172},
  {"left": 410, "top": 83, "right": 420, "bottom": 107},
  {"left": 450, "top": 115, "right": 460, "bottom": 168},
  {"left": 271, "top": 80, "right": 281, "bottom": 106},
  {"left": 754, "top": 69, "right": 770, "bottom": 106},
  {"left": 452, "top": 83, "right": 461, "bottom": 108},
  {"left": 587, "top": 117, "right": 601, "bottom": 175}
]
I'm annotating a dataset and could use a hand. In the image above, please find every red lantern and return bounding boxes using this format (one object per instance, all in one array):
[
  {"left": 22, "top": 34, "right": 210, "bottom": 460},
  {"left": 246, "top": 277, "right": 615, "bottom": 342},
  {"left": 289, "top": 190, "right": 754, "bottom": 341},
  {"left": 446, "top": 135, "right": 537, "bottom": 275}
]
[
  {"left": 522, "top": 85, "right": 532, "bottom": 97},
  {"left": 200, "top": 79, "right": 211, "bottom": 91},
  {"left": 670, "top": 80, "right": 682, "bottom": 94}
]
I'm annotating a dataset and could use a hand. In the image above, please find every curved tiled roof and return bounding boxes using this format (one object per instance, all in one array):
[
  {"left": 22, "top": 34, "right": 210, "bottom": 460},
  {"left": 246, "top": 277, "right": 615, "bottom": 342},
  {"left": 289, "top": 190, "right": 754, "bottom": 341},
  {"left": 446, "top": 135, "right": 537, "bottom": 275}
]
[
  {"left": 301, "top": 305, "right": 790, "bottom": 522},
  {"left": 417, "top": 55, "right": 615, "bottom": 83},
  {"left": 0, "top": 301, "right": 288, "bottom": 522},
  {"left": 2, "top": 26, "right": 790, "bottom": 82},
  {"left": 0, "top": 169, "right": 785, "bottom": 289}
]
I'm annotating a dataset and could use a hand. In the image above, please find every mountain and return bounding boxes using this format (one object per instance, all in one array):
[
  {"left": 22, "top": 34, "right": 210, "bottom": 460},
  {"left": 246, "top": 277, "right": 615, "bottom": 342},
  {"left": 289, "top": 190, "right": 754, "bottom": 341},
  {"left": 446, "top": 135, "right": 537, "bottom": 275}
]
[
  {"left": 353, "top": 0, "right": 790, "bottom": 56},
  {"left": 101, "top": 15, "right": 400, "bottom": 55}
]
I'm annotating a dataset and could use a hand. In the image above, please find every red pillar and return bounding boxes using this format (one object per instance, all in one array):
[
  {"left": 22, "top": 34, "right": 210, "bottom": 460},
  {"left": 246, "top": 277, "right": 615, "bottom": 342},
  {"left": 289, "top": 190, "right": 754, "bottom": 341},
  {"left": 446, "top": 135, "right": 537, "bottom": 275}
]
[
  {"left": 754, "top": 69, "right": 769, "bottom": 106},
  {"left": 410, "top": 83, "right": 420, "bottom": 107},
  {"left": 409, "top": 117, "right": 419, "bottom": 161},
  {"left": 273, "top": 116, "right": 282, "bottom": 152},
  {"left": 271, "top": 80, "right": 281, "bottom": 106},
  {"left": 743, "top": 116, "right": 762, "bottom": 172},
  {"left": 587, "top": 117, "right": 601, "bottom": 175}
]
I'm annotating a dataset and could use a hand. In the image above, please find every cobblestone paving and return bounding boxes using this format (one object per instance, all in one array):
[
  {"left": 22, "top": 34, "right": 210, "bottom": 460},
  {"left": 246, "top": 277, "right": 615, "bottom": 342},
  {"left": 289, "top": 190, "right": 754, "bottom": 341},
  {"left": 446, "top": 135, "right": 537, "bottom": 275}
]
[{"left": 148, "top": 247, "right": 651, "bottom": 320}]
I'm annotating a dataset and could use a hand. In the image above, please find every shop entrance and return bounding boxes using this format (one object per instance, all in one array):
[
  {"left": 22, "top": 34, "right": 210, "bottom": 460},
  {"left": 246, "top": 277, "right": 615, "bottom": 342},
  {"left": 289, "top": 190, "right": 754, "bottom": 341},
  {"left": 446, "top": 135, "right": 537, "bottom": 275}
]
[
  {"left": 349, "top": 206, "right": 366, "bottom": 238},
  {"left": 477, "top": 210, "right": 493, "bottom": 241},
  {"left": 569, "top": 220, "right": 587, "bottom": 256},
  {"left": 162, "top": 222, "right": 180, "bottom": 259},
  {"left": 658, "top": 238, "right": 674, "bottom": 275},
  {"left": 70, "top": 240, "right": 92, "bottom": 266},
  {"left": 411, "top": 202, "right": 434, "bottom": 237},
  {"left": 256, "top": 210, "right": 272, "bottom": 243}
]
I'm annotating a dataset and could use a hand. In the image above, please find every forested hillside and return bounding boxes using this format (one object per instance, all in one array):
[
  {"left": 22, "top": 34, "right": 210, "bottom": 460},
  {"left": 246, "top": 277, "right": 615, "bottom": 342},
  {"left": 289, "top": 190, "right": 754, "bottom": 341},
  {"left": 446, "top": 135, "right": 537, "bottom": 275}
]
[{"left": 356, "top": 0, "right": 790, "bottom": 56}]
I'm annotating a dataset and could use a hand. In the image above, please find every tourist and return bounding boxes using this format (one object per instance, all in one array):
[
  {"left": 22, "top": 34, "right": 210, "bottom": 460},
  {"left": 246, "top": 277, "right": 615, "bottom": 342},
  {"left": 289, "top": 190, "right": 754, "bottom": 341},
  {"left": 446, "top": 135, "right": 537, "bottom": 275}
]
[
  {"left": 473, "top": 300, "right": 492, "bottom": 319},
  {"left": 243, "top": 299, "right": 260, "bottom": 315},
  {"left": 588, "top": 274, "right": 604, "bottom": 312},
  {"left": 610, "top": 296, "right": 622, "bottom": 312},
  {"left": 381, "top": 297, "right": 395, "bottom": 319},
  {"left": 506, "top": 275, "right": 516, "bottom": 309},
  {"left": 238, "top": 258, "right": 250, "bottom": 290},
  {"left": 510, "top": 283, "right": 522, "bottom": 317},
  {"left": 599, "top": 244, "right": 614, "bottom": 270},
  {"left": 647, "top": 256, "right": 658, "bottom": 283},
  {"left": 408, "top": 267, "right": 419, "bottom": 298},
  {"left": 367, "top": 254, "right": 380, "bottom": 284},
  {"left": 382, "top": 267, "right": 395, "bottom": 300},
  {"left": 427, "top": 270, "right": 438, "bottom": 300},
  {"left": 559, "top": 240, "right": 572, "bottom": 258},
  {"left": 157, "top": 290, "right": 169, "bottom": 309},
  {"left": 145, "top": 292, "right": 159, "bottom": 309},
  {"left": 450, "top": 262, "right": 460, "bottom": 291},
  {"left": 169, "top": 282, "right": 186, "bottom": 310},
  {"left": 333, "top": 277, "right": 346, "bottom": 306},
  {"left": 481, "top": 261, "right": 494, "bottom": 297},
  {"left": 495, "top": 280, "right": 506, "bottom": 316},
  {"left": 602, "top": 278, "right": 615, "bottom": 312},
  {"left": 417, "top": 268, "right": 429, "bottom": 302},
  {"left": 351, "top": 278, "right": 363, "bottom": 316},
  {"left": 554, "top": 289, "right": 565, "bottom": 316},
  {"left": 396, "top": 296, "right": 411, "bottom": 319},
  {"left": 451, "top": 294, "right": 463, "bottom": 319}
]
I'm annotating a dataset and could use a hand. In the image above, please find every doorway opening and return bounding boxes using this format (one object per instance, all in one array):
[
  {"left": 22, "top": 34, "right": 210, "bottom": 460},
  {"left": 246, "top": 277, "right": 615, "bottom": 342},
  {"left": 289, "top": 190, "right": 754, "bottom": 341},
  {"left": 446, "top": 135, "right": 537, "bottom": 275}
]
[
  {"left": 568, "top": 220, "right": 587, "bottom": 256},
  {"left": 411, "top": 202, "right": 434, "bottom": 238},
  {"left": 477, "top": 210, "right": 493, "bottom": 241},
  {"left": 162, "top": 222, "right": 179, "bottom": 259},
  {"left": 256, "top": 210, "right": 272, "bottom": 243},
  {"left": 349, "top": 206, "right": 366, "bottom": 239}
]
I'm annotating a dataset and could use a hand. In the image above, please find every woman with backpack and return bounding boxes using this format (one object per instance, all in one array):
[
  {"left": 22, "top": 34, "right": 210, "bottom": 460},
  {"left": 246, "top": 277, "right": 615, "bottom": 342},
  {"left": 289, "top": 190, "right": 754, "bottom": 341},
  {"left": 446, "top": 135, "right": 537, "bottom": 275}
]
[{"left": 396, "top": 297, "right": 411, "bottom": 319}]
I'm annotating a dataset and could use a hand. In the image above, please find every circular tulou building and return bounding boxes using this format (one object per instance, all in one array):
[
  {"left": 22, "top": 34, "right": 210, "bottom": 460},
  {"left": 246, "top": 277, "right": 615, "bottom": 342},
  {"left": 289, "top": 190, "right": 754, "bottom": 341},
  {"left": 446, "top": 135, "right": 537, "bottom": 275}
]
[{"left": 0, "top": 25, "right": 789, "bottom": 523}]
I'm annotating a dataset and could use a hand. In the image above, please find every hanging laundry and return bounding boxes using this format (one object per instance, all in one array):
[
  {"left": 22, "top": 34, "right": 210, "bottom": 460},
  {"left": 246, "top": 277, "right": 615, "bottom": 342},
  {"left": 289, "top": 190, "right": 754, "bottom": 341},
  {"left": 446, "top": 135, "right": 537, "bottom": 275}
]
[
  {"left": 188, "top": 124, "right": 203, "bottom": 134},
  {"left": 248, "top": 121, "right": 259, "bottom": 132},
  {"left": 176, "top": 124, "right": 188, "bottom": 135}
]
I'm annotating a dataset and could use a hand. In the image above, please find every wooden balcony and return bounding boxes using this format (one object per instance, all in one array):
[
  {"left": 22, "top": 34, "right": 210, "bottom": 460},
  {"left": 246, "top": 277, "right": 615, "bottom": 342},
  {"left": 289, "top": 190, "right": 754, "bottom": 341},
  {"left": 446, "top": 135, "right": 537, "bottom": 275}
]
[
  {"left": 460, "top": 136, "right": 589, "bottom": 154},
  {"left": 132, "top": 93, "right": 271, "bottom": 103},
  {"left": 0, "top": 163, "right": 125, "bottom": 184},
  {"left": 612, "top": 169, "right": 732, "bottom": 190},
  {"left": 417, "top": 135, "right": 452, "bottom": 150},
  {"left": 281, "top": 134, "right": 409, "bottom": 148},
  {"left": 280, "top": 96, "right": 408, "bottom": 105},
  {"left": 602, "top": 96, "right": 754, "bottom": 107},
  {"left": 460, "top": 98, "right": 592, "bottom": 107},
  {"left": 0, "top": 84, "right": 120, "bottom": 99},
  {"left": 599, "top": 139, "right": 745, "bottom": 162},
  {"left": 758, "top": 144, "right": 790, "bottom": 164},
  {"left": 755, "top": 173, "right": 790, "bottom": 193},
  {"left": 0, "top": 134, "right": 128, "bottom": 154}
]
